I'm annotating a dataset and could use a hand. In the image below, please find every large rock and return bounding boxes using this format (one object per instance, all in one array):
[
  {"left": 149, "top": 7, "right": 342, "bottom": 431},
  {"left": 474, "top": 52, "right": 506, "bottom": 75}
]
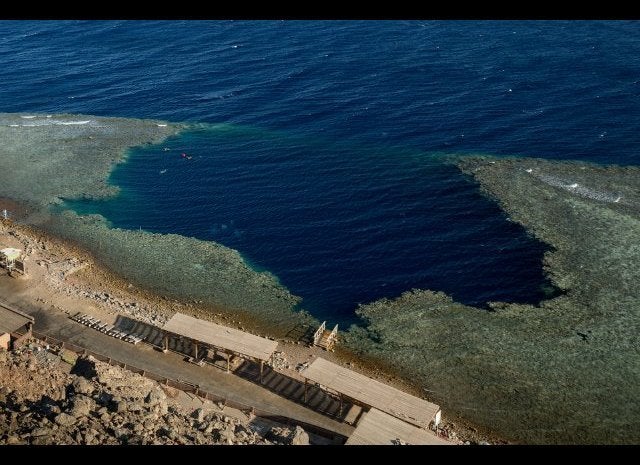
[
  {"left": 55, "top": 412, "right": 77, "bottom": 427},
  {"left": 84, "top": 429, "right": 98, "bottom": 444},
  {"left": 145, "top": 388, "right": 166, "bottom": 405},
  {"left": 70, "top": 395, "right": 93, "bottom": 418},
  {"left": 127, "top": 401, "right": 145, "bottom": 413},
  {"left": 192, "top": 408, "right": 206, "bottom": 422},
  {"left": 290, "top": 426, "right": 309, "bottom": 446},
  {"left": 30, "top": 427, "right": 50, "bottom": 438},
  {"left": 72, "top": 377, "right": 94, "bottom": 396},
  {"left": 71, "top": 356, "right": 98, "bottom": 380},
  {"left": 145, "top": 389, "right": 168, "bottom": 415},
  {"left": 110, "top": 396, "right": 128, "bottom": 413},
  {"left": 6, "top": 435, "right": 27, "bottom": 445},
  {"left": 266, "top": 425, "right": 309, "bottom": 445},
  {"left": 219, "top": 426, "right": 236, "bottom": 445}
]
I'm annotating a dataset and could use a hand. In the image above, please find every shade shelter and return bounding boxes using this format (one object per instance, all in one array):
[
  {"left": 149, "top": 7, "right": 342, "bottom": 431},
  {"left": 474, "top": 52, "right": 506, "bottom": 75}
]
[
  {"left": 162, "top": 312, "right": 278, "bottom": 382},
  {"left": 301, "top": 357, "right": 441, "bottom": 429}
]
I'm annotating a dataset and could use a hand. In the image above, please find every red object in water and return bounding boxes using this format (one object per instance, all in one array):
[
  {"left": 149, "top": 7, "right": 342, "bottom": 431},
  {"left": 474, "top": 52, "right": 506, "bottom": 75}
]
[{"left": 181, "top": 153, "right": 187, "bottom": 158}]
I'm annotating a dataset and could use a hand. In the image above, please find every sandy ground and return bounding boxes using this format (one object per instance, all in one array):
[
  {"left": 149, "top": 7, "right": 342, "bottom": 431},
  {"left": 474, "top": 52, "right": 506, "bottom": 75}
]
[{"left": 0, "top": 215, "right": 502, "bottom": 444}]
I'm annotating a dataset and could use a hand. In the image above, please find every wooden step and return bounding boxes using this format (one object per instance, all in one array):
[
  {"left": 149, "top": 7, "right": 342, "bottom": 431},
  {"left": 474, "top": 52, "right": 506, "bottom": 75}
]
[{"left": 317, "top": 330, "right": 334, "bottom": 349}]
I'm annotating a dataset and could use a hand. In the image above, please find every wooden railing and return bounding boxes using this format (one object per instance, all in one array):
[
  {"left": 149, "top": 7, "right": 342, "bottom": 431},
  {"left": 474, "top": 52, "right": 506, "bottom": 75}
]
[
  {"left": 312, "top": 321, "right": 326, "bottom": 346},
  {"left": 327, "top": 324, "right": 339, "bottom": 348}
]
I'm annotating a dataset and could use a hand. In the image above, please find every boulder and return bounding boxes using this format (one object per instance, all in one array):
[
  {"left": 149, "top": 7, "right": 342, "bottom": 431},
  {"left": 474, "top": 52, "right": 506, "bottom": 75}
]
[
  {"left": 72, "top": 377, "right": 94, "bottom": 396},
  {"left": 144, "top": 388, "right": 166, "bottom": 405},
  {"left": 49, "top": 405, "right": 62, "bottom": 415},
  {"left": 70, "top": 395, "right": 94, "bottom": 418},
  {"left": 30, "top": 427, "right": 50, "bottom": 438},
  {"left": 111, "top": 396, "right": 127, "bottom": 413},
  {"left": 70, "top": 356, "right": 98, "bottom": 380},
  {"left": 6, "top": 435, "right": 27, "bottom": 445},
  {"left": 219, "top": 426, "right": 236, "bottom": 445},
  {"left": 83, "top": 429, "right": 97, "bottom": 443},
  {"left": 127, "top": 401, "right": 145, "bottom": 413},
  {"left": 54, "top": 412, "right": 77, "bottom": 427},
  {"left": 192, "top": 408, "right": 206, "bottom": 422},
  {"left": 290, "top": 426, "right": 310, "bottom": 445},
  {"left": 266, "top": 425, "right": 309, "bottom": 445},
  {"left": 145, "top": 389, "right": 168, "bottom": 414},
  {"left": 124, "top": 434, "right": 145, "bottom": 445}
]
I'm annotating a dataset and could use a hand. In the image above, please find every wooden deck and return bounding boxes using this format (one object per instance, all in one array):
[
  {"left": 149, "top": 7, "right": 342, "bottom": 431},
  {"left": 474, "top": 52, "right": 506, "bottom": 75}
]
[
  {"left": 346, "top": 408, "right": 450, "bottom": 445},
  {"left": 302, "top": 357, "right": 440, "bottom": 428},
  {"left": 162, "top": 313, "right": 278, "bottom": 362}
]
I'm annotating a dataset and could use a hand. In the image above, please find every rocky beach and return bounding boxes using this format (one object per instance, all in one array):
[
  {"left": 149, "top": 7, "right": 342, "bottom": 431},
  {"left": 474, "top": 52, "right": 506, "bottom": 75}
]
[{"left": 0, "top": 343, "right": 312, "bottom": 445}]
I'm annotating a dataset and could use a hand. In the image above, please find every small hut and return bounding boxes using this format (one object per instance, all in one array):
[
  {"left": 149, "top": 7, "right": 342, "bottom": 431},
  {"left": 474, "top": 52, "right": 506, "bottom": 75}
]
[{"left": 0, "top": 247, "right": 23, "bottom": 273}]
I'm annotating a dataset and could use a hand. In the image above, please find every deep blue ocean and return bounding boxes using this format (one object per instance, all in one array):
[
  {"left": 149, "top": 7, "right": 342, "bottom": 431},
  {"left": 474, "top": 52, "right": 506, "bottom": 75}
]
[{"left": 2, "top": 20, "right": 640, "bottom": 324}]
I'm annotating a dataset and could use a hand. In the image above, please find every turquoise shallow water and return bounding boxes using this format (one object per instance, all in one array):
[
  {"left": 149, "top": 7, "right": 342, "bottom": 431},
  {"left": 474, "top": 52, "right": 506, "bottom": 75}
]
[{"left": 3, "top": 20, "right": 640, "bottom": 323}]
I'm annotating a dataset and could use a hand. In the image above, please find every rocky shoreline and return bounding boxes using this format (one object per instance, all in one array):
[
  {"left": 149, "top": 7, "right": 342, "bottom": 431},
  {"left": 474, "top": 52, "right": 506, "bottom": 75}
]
[
  {"left": 0, "top": 341, "right": 311, "bottom": 445},
  {"left": 0, "top": 215, "right": 499, "bottom": 445}
]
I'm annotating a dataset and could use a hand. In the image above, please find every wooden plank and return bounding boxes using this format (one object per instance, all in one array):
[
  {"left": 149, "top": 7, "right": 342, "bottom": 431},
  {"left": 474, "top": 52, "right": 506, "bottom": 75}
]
[
  {"left": 302, "top": 357, "right": 440, "bottom": 428},
  {"left": 163, "top": 313, "right": 278, "bottom": 362},
  {"left": 343, "top": 404, "right": 363, "bottom": 425},
  {"left": 346, "top": 409, "right": 450, "bottom": 445}
]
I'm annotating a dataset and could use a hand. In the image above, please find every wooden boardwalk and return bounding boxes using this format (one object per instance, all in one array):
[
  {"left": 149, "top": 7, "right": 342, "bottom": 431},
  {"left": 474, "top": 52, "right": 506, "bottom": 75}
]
[{"left": 346, "top": 408, "right": 450, "bottom": 445}]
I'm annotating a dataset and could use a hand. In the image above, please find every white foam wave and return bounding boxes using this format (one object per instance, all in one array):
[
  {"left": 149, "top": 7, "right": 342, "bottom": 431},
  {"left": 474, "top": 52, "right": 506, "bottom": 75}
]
[
  {"left": 532, "top": 171, "right": 625, "bottom": 205},
  {"left": 7, "top": 119, "right": 93, "bottom": 128},
  {"left": 56, "top": 120, "right": 91, "bottom": 125},
  {"left": 20, "top": 115, "right": 37, "bottom": 119}
]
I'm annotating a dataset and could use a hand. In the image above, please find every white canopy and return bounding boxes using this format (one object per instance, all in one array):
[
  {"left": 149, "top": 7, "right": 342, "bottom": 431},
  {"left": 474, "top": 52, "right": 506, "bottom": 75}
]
[{"left": 0, "top": 248, "right": 21, "bottom": 261}]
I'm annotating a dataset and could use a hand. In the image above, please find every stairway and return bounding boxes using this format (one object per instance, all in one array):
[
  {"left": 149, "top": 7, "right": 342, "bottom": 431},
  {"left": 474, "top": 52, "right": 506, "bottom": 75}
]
[{"left": 313, "top": 321, "right": 338, "bottom": 351}]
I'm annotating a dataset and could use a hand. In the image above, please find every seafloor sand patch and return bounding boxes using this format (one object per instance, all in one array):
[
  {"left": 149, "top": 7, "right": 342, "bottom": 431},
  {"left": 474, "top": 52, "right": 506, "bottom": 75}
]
[{"left": 345, "top": 156, "right": 640, "bottom": 444}]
